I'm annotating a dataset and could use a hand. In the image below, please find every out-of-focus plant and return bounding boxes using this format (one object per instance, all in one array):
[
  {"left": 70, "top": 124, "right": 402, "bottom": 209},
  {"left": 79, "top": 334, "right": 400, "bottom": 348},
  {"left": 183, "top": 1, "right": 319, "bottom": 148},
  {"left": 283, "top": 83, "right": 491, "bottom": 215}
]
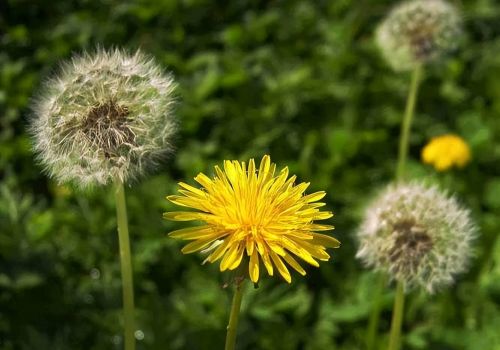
[
  {"left": 421, "top": 134, "right": 471, "bottom": 171},
  {"left": 368, "top": 1, "right": 465, "bottom": 349}
]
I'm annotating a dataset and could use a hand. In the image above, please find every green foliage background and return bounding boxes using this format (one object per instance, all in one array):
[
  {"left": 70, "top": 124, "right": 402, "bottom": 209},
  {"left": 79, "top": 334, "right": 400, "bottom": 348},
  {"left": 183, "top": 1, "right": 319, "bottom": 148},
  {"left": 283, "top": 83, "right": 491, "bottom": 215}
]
[{"left": 1, "top": 0, "right": 500, "bottom": 349}]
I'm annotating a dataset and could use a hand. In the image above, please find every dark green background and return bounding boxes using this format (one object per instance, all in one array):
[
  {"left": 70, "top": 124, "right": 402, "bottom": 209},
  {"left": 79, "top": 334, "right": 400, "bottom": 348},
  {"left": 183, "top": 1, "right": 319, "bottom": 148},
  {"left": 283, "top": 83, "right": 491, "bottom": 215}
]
[{"left": 1, "top": 0, "right": 500, "bottom": 349}]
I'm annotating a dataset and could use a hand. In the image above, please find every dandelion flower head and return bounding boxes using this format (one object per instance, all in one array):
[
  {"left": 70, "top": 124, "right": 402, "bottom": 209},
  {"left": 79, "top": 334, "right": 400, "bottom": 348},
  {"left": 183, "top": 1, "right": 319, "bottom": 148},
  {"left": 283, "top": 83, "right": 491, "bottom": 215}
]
[
  {"left": 356, "top": 182, "right": 475, "bottom": 293},
  {"left": 164, "top": 155, "right": 340, "bottom": 283},
  {"left": 30, "top": 48, "right": 176, "bottom": 188},
  {"left": 376, "top": 0, "right": 462, "bottom": 71},
  {"left": 421, "top": 134, "right": 471, "bottom": 171}
]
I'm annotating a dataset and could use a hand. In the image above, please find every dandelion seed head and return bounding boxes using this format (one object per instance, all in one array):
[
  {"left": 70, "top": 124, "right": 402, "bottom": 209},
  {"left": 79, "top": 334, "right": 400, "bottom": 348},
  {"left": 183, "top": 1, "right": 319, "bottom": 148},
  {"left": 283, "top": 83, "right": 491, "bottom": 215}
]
[
  {"left": 376, "top": 0, "right": 462, "bottom": 71},
  {"left": 30, "top": 48, "right": 177, "bottom": 188},
  {"left": 356, "top": 182, "right": 476, "bottom": 293}
]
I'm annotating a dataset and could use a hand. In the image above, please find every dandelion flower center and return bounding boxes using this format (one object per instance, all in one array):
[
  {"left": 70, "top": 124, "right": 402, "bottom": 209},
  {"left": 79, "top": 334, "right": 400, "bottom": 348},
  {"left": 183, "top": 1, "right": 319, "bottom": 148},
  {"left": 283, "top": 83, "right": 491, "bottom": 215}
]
[
  {"left": 388, "top": 219, "right": 433, "bottom": 273},
  {"left": 164, "top": 155, "right": 340, "bottom": 283},
  {"left": 83, "top": 100, "right": 134, "bottom": 158},
  {"left": 407, "top": 27, "right": 437, "bottom": 59}
]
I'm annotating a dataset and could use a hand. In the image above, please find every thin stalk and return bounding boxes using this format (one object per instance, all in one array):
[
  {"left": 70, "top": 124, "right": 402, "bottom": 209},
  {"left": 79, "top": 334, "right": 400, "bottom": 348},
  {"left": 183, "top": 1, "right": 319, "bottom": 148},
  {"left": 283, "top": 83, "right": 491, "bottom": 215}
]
[
  {"left": 366, "top": 65, "right": 423, "bottom": 350},
  {"left": 366, "top": 274, "right": 387, "bottom": 350},
  {"left": 387, "top": 281, "right": 405, "bottom": 350},
  {"left": 396, "top": 64, "right": 423, "bottom": 181},
  {"left": 224, "top": 279, "right": 245, "bottom": 350},
  {"left": 114, "top": 180, "right": 136, "bottom": 350}
]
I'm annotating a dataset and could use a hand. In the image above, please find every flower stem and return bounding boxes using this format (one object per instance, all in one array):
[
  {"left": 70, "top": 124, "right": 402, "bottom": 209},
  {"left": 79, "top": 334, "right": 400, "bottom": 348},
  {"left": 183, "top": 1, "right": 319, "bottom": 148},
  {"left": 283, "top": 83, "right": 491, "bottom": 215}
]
[
  {"left": 224, "top": 278, "right": 245, "bottom": 350},
  {"left": 386, "top": 66, "right": 421, "bottom": 350},
  {"left": 387, "top": 281, "right": 405, "bottom": 350},
  {"left": 396, "top": 64, "right": 423, "bottom": 181},
  {"left": 366, "top": 65, "right": 422, "bottom": 350},
  {"left": 366, "top": 274, "right": 386, "bottom": 350},
  {"left": 114, "top": 180, "right": 136, "bottom": 350}
]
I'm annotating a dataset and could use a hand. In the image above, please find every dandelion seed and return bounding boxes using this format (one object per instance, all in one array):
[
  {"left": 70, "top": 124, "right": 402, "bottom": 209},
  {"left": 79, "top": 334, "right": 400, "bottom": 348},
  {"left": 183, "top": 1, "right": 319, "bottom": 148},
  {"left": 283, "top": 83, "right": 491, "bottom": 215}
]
[
  {"left": 376, "top": 0, "right": 462, "bottom": 71},
  {"left": 356, "top": 182, "right": 476, "bottom": 293},
  {"left": 421, "top": 134, "right": 471, "bottom": 171},
  {"left": 164, "top": 155, "right": 340, "bottom": 283},
  {"left": 30, "top": 48, "right": 176, "bottom": 188}
]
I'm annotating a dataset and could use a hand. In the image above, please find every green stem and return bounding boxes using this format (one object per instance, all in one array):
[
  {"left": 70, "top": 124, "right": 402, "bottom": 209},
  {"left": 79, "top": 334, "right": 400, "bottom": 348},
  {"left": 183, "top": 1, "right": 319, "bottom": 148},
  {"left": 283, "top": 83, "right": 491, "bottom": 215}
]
[
  {"left": 366, "top": 65, "right": 422, "bottom": 350},
  {"left": 366, "top": 274, "right": 386, "bottom": 350},
  {"left": 114, "top": 180, "right": 136, "bottom": 350},
  {"left": 396, "top": 64, "right": 423, "bottom": 181},
  {"left": 224, "top": 279, "right": 245, "bottom": 350},
  {"left": 387, "top": 281, "right": 405, "bottom": 350}
]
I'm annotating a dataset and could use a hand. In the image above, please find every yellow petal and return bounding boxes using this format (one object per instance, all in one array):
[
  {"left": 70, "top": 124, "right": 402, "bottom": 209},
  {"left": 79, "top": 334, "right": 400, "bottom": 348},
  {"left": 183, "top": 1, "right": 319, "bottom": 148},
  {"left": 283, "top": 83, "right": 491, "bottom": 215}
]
[
  {"left": 305, "top": 202, "right": 326, "bottom": 209},
  {"left": 301, "top": 191, "right": 326, "bottom": 203},
  {"left": 306, "top": 224, "right": 335, "bottom": 231},
  {"left": 290, "top": 237, "right": 330, "bottom": 261},
  {"left": 312, "top": 211, "right": 334, "bottom": 220},
  {"left": 181, "top": 238, "right": 218, "bottom": 254},
  {"left": 282, "top": 253, "right": 306, "bottom": 276},
  {"left": 269, "top": 251, "right": 291, "bottom": 283},
  {"left": 261, "top": 163, "right": 276, "bottom": 185},
  {"left": 261, "top": 247, "right": 274, "bottom": 276},
  {"left": 163, "top": 211, "right": 212, "bottom": 221},
  {"left": 168, "top": 226, "right": 215, "bottom": 240},
  {"left": 178, "top": 182, "right": 206, "bottom": 197},
  {"left": 214, "top": 166, "right": 229, "bottom": 184},
  {"left": 281, "top": 238, "right": 320, "bottom": 267},
  {"left": 246, "top": 237, "right": 254, "bottom": 256},
  {"left": 285, "top": 230, "right": 313, "bottom": 240},
  {"left": 311, "top": 233, "right": 341, "bottom": 248},
  {"left": 255, "top": 237, "right": 266, "bottom": 255},
  {"left": 167, "top": 195, "right": 209, "bottom": 211},
  {"left": 269, "top": 168, "right": 289, "bottom": 193},
  {"left": 248, "top": 158, "right": 256, "bottom": 179},
  {"left": 267, "top": 242, "right": 286, "bottom": 256},
  {"left": 220, "top": 242, "right": 242, "bottom": 271},
  {"left": 249, "top": 249, "right": 260, "bottom": 283},
  {"left": 228, "top": 244, "right": 245, "bottom": 270},
  {"left": 194, "top": 173, "right": 213, "bottom": 188},
  {"left": 224, "top": 160, "right": 240, "bottom": 187},
  {"left": 206, "top": 239, "right": 231, "bottom": 263},
  {"left": 258, "top": 155, "right": 271, "bottom": 182}
]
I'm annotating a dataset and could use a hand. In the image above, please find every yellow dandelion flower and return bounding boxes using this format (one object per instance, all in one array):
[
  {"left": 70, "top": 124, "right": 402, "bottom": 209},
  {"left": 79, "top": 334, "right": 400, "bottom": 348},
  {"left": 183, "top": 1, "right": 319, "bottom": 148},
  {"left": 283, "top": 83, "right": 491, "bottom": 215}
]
[
  {"left": 421, "top": 134, "right": 471, "bottom": 171},
  {"left": 164, "top": 155, "right": 340, "bottom": 283}
]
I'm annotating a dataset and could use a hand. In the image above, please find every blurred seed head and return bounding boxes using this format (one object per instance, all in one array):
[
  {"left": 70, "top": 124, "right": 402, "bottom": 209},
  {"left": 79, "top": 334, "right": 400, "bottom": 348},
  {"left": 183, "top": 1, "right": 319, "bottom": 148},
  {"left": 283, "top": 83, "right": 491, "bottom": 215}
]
[
  {"left": 30, "top": 48, "right": 176, "bottom": 188},
  {"left": 356, "top": 182, "right": 476, "bottom": 293},
  {"left": 376, "top": 0, "right": 462, "bottom": 71}
]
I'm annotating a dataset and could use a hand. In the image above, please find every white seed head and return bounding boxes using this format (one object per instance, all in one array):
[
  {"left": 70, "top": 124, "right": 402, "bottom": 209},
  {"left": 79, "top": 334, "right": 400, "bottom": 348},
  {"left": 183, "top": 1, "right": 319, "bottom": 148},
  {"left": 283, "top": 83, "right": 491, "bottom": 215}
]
[
  {"left": 30, "top": 48, "right": 177, "bottom": 188},
  {"left": 376, "top": 0, "right": 462, "bottom": 71},
  {"left": 356, "top": 182, "right": 476, "bottom": 293}
]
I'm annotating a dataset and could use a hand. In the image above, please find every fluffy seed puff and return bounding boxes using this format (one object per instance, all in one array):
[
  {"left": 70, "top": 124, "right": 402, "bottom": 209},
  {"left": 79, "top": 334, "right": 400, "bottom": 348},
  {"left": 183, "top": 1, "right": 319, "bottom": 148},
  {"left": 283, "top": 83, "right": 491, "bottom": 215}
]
[
  {"left": 356, "top": 182, "right": 476, "bottom": 293},
  {"left": 30, "top": 48, "right": 176, "bottom": 188},
  {"left": 376, "top": 0, "right": 462, "bottom": 71}
]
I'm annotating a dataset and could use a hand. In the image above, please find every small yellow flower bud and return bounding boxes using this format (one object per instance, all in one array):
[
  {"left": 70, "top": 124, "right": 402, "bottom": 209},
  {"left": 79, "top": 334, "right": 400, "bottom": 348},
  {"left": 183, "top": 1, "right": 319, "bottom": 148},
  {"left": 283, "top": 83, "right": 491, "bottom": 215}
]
[{"left": 421, "top": 134, "right": 471, "bottom": 171}]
